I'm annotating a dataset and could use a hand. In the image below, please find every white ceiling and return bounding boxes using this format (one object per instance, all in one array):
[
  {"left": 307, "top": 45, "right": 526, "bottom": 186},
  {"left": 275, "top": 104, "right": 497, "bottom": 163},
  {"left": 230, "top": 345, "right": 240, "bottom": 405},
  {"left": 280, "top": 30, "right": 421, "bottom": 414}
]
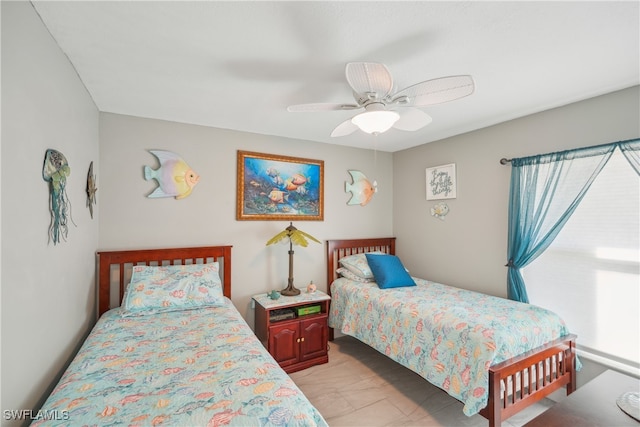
[{"left": 32, "top": 1, "right": 639, "bottom": 152}]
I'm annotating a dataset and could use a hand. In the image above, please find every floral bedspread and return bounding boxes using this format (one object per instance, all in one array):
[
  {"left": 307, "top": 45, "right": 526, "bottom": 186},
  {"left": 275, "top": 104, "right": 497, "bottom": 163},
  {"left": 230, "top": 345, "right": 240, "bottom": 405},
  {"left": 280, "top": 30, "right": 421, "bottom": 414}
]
[
  {"left": 328, "top": 277, "right": 573, "bottom": 416},
  {"left": 34, "top": 299, "right": 327, "bottom": 426}
]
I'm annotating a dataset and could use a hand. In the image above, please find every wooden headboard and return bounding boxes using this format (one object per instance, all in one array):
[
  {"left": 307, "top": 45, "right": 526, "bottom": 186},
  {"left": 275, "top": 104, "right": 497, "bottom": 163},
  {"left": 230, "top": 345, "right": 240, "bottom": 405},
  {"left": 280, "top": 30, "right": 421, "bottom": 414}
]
[
  {"left": 325, "top": 238, "right": 396, "bottom": 296},
  {"left": 96, "top": 245, "right": 232, "bottom": 317}
]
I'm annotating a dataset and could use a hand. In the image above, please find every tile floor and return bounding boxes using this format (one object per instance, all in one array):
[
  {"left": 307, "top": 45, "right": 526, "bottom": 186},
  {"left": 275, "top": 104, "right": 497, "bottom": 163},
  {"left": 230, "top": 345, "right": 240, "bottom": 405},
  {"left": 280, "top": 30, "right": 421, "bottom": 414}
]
[{"left": 290, "top": 336, "right": 555, "bottom": 427}]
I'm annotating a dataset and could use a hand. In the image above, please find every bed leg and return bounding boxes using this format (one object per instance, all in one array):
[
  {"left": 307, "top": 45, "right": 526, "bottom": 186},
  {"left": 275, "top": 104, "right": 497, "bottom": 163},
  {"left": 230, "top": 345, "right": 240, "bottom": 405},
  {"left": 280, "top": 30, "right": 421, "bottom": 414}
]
[
  {"left": 566, "top": 339, "right": 576, "bottom": 395},
  {"left": 486, "top": 370, "right": 502, "bottom": 427}
]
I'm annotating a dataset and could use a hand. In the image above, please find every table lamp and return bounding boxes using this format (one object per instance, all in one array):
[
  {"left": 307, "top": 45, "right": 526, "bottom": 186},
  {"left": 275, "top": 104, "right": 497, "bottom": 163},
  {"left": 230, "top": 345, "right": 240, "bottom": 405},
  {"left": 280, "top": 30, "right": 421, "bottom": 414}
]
[{"left": 266, "top": 222, "right": 320, "bottom": 296}]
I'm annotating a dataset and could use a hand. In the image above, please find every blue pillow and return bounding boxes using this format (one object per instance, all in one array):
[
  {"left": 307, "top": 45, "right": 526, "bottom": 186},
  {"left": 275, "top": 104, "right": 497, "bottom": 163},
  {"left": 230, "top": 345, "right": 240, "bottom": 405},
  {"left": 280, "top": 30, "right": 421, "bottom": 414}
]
[{"left": 365, "top": 253, "right": 416, "bottom": 289}]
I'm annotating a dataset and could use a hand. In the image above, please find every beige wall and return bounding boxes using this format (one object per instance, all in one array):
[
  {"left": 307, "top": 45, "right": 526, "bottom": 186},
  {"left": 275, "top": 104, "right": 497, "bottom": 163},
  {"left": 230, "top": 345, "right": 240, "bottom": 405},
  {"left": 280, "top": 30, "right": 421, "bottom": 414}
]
[
  {"left": 98, "top": 113, "right": 393, "bottom": 325},
  {"left": 393, "top": 86, "right": 639, "bottom": 298},
  {"left": 1, "top": 1, "right": 99, "bottom": 422}
]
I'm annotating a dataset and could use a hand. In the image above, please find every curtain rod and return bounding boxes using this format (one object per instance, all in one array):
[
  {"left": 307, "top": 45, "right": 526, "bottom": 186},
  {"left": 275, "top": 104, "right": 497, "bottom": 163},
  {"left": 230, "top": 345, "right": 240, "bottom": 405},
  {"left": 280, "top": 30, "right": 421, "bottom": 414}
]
[{"left": 499, "top": 138, "right": 639, "bottom": 166}]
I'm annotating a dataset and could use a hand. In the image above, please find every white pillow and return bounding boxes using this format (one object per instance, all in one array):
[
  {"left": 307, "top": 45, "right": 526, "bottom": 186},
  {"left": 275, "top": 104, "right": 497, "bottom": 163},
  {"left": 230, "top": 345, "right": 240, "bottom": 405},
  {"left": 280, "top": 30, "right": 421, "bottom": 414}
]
[
  {"left": 338, "top": 251, "right": 385, "bottom": 279},
  {"left": 336, "top": 267, "right": 374, "bottom": 283}
]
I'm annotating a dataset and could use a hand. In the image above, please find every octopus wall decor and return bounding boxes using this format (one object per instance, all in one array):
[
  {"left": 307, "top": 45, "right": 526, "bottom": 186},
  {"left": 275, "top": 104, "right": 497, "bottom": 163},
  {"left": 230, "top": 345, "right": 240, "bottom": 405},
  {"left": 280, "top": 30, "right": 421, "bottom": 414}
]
[{"left": 43, "top": 149, "right": 74, "bottom": 244}]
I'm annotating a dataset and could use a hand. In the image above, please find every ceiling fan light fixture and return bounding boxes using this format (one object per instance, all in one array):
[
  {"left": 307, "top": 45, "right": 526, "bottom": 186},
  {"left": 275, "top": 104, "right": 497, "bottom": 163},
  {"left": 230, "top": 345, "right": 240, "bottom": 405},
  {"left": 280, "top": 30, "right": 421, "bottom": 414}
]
[
  {"left": 287, "top": 62, "right": 475, "bottom": 136},
  {"left": 351, "top": 109, "right": 400, "bottom": 134}
]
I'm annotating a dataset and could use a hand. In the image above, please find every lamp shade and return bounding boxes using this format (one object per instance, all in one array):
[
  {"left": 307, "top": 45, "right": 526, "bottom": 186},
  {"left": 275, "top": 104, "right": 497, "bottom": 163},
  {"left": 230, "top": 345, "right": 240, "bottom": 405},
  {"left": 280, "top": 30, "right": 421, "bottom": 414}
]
[
  {"left": 265, "top": 222, "right": 320, "bottom": 247},
  {"left": 351, "top": 104, "right": 400, "bottom": 134}
]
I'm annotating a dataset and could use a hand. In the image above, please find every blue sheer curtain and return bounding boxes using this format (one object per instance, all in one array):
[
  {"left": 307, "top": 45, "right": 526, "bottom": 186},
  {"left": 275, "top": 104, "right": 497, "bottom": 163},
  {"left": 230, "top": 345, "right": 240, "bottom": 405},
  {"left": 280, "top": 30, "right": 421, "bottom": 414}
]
[
  {"left": 619, "top": 138, "right": 640, "bottom": 175},
  {"left": 506, "top": 143, "right": 618, "bottom": 302}
]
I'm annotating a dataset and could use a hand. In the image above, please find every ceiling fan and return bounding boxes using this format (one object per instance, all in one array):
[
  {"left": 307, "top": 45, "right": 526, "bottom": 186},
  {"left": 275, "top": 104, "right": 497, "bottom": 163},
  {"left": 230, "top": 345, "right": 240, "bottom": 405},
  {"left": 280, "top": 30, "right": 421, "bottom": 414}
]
[{"left": 287, "top": 62, "right": 474, "bottom": 137}]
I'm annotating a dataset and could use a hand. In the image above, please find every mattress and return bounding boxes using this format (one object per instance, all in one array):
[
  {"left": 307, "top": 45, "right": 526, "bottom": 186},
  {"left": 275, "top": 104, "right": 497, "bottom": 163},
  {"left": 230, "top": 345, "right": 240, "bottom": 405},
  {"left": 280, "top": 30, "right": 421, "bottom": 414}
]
[
  {"left": 33, "top": 298, "right": 327, "bottom": 426},
  {"left": 328, "top": 277, "right": 573, "bottom": 416}
]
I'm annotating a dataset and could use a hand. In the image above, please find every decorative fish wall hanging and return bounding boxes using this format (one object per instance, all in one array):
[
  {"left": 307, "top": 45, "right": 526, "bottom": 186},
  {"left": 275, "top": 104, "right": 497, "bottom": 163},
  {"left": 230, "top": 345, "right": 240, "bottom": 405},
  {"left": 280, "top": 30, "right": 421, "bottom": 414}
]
[
  {"left": 345, "top": 170, "right": 377, "bottom": 206},
  {"left": 43, "top": 149, "right": 75, "bottom": 244},
  {"left": 430, "top": 202, "right": 449, "bottom": 220},
  {"left": 144, "top": 150, "right": 200, "bottom": 199},
  {"left": 86, "top": 161, "right": 97, "bottom": 218}
]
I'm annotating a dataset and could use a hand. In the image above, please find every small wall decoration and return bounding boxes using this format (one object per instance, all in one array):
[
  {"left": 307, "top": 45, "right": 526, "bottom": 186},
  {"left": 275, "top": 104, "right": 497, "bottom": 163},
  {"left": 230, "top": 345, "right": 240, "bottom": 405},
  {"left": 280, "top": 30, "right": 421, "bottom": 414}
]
[
  {"left": 43, "top": 149, "right": 75, "bottom": 245},
  {"left": 237, "top": 151, "right": 324, "bottom": 221},
  {"left": 426, "top": 163, "right": 457, "bottom": 200},
  {"left": 430, "top": 202, "right": 449, "bottom": 220},
  {"left": 144, "top": 150, "right": 200, "bottom": 199},
  {"left": 345, "top": 170, "right": 377, "bottom": 206},
  {"left": 86, "top": 161, "right": 97, "bottom": 218}
]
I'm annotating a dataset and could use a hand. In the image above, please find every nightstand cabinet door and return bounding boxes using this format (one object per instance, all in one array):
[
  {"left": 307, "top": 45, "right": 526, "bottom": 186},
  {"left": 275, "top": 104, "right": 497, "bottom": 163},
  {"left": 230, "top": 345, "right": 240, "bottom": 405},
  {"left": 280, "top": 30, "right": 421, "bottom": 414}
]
[
  {"left": 299, "top": 317, "right": 328, "bottom": 362},
  {"left": 268, "top": 321, "right": 300, "bottom": 368}
]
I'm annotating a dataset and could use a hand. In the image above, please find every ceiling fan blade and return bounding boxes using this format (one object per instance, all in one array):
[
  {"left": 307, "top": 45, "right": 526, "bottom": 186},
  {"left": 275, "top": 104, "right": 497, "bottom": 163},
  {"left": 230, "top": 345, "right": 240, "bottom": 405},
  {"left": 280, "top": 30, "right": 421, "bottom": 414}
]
[
  {"left": 287, "top": 103, "right": 360, "bottom": 112},
  {"left": 345, "top": 62, "right": 394, "bottom": 101},
  {"left": 331, "top": 119, "right": 359, "bottom": 137},
  {"left": 393, "top": 75, "right": 475, "bottom": 107},
  {"left": 392, "top": 107, "right": 433, "bottom": 131}
]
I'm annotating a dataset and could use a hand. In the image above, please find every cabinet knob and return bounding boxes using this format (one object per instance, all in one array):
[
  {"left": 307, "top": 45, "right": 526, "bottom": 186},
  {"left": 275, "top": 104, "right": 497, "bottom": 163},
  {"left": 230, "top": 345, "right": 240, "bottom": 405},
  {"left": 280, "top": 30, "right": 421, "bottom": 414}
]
[{"left": 301, "top": 337, "right": 305, "bottom": 342}]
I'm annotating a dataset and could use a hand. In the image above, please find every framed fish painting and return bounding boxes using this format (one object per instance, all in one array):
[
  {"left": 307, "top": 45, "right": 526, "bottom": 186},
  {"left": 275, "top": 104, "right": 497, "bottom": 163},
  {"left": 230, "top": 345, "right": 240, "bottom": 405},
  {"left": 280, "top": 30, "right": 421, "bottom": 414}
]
[{"left": 236, "top": 151, "right": 324, "bottom": 221}]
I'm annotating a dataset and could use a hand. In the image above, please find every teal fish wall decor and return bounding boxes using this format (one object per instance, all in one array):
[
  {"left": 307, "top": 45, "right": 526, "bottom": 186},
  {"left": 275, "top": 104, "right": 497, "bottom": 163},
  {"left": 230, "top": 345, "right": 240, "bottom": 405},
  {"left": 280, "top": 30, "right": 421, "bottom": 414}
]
[
  {"left": 345, "top": 170, "right": 377, "bottom": 206},
  {"left": 43, "top": 149, "right": 75, "bottom": 244},
  {"left": 144, "top": 150, "right": 200, "bottom": 199}
]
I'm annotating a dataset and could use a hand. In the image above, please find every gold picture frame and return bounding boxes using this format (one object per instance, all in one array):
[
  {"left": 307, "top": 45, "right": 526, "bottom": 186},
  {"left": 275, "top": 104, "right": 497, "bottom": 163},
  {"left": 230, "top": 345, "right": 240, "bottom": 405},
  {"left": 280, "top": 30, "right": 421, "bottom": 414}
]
[{"left": 236, "top": 151, "right": 324, "bottom": 221}]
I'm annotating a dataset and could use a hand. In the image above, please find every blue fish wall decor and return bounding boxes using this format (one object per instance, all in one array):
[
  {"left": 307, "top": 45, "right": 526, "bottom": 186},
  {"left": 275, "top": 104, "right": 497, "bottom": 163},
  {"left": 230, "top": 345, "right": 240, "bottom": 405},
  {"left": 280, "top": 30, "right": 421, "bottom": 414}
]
[{"left": 144, "top": 150, "right": 200, "bottom": 199}]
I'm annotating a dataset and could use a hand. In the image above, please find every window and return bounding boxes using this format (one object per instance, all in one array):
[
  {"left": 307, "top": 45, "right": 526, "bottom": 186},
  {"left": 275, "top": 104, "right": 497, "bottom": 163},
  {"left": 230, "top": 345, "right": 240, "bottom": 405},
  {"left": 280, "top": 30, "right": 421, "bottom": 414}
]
[{"left": 522, "top": 149, "right": 639, "bottom": 368}]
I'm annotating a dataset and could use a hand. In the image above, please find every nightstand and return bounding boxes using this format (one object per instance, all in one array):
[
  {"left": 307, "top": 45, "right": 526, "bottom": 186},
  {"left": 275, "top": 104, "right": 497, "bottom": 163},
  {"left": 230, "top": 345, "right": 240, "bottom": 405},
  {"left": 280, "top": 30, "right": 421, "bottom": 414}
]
[{"left": 253, "top": 290, "right": 330, "bottom": 373}]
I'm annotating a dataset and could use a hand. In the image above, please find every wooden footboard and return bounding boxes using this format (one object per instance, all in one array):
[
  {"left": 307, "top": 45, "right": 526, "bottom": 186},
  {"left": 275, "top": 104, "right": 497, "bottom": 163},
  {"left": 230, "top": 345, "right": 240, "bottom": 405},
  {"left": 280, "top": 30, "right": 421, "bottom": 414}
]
[{"left": 479, "top": 334, "right": 577, "bottom": 427}]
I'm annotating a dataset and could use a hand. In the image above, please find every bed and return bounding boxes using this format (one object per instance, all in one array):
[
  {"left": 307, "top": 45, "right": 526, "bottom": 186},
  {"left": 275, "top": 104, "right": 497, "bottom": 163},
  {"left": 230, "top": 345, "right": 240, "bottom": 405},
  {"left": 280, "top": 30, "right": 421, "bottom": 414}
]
[
  {"left": 326, "top": 238, "right": 577, "bottom": 427},
  {"left": 33, "top": 245, "right": 327, "bottom": 427}
]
